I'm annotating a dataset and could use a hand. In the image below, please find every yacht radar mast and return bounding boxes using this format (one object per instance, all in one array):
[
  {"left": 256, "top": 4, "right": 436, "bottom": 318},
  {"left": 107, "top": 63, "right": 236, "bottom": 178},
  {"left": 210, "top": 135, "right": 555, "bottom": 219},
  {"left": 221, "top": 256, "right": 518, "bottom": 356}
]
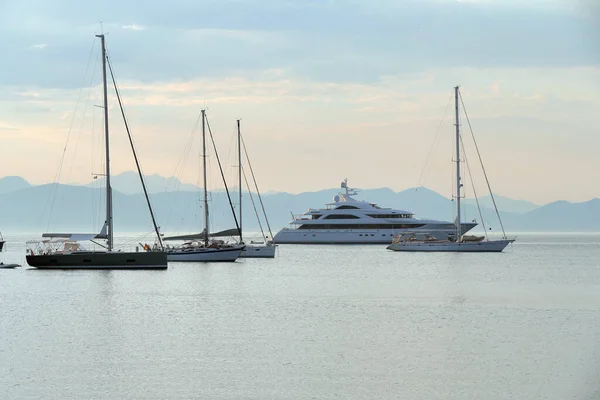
[{"left": 339, "top": 178, "right": 358, "bottom": 196}]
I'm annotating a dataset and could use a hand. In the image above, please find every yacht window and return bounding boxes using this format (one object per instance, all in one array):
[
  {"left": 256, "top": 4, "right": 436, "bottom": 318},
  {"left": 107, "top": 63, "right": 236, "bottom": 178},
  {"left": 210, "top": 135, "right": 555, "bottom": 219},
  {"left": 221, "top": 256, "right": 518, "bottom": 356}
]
[
  {"left": 312, "top": 214, "right": 322, "bottom": 220},
  {"left": 323, "top": 214, "right": 360, "bottom": 219},
  {"left": 336, "top": 205, "right": 359, "bottom": 210},
  {"left": 298, "top": 223, "right": 426, "bottom": 230},
  {"left": 367, "top": 214, "right": 413, "bottom": 219}
]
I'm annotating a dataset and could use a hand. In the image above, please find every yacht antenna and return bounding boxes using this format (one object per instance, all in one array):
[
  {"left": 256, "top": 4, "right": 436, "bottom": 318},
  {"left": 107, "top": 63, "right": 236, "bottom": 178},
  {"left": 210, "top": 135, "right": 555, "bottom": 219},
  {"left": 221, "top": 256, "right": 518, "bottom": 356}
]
[{"left": 340, "top": 178, "right": 357, "bottom": 196}]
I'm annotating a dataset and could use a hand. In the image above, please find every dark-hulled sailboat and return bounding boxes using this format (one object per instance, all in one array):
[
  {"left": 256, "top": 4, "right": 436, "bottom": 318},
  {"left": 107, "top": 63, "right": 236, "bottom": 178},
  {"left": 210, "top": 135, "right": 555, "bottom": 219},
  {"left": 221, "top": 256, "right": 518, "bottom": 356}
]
[{"left": 26, "top": 34, "right": 167, "bottom": 269}]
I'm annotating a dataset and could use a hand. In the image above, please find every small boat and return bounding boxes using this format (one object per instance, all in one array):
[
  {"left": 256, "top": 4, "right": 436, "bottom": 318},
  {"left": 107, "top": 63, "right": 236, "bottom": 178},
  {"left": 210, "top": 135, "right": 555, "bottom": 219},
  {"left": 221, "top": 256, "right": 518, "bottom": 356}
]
[
  {"left": 165, "top": 110, "right": 244, "bottom": 262},
  {"left": 0, "top": 232, "right": 5, "bottom": 252},
  {"left": 387, "top": 86, "right": 515, "bottom": 253},
  {"left": 26, "top": 34, "right": 167, "bottom": 269},
  {"left": 0, "top": 262, "right": 21, "bottom": 269},
  {"left": 234, "top": 120, "right": 277, "bottom": 258},
  {"left": 242, "top": 242, "right": 277, "bottom": 258}
]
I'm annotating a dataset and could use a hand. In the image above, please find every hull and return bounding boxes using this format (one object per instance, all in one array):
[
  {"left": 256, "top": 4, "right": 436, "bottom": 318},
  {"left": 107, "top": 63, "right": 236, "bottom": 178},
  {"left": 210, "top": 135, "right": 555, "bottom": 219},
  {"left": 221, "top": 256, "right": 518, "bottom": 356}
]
[
  {"left": 167, "top": 246, "right": 244, "bottom": 262},
  {"left": 26, "top": 251, "right": 167, "bottom": 269},
  {"left": 386, "top": 239, "right": 514, "bottom": 252},
  {"left": 240, "top": 244, "right": 276, "bottom": 258},
  {"left": 0, "top": 263, "right": 21, "bottom": 269},
  {"left": 274, "top": 223, "right": 477, "bottom": 244}
]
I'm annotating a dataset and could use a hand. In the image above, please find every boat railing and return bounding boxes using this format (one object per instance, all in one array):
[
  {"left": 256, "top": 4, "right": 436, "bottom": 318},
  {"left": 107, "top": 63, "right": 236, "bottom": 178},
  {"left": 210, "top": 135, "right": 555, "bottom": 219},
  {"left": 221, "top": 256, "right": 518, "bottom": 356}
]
[
  {"left": 25, "top": 239, "right": 167, "bottom": 255},
  {"left": 294, "top": 214, "right": 312, "bottom": 221},
  {"left": 26, "top": 239, "right": 88, "bottom": 256}
]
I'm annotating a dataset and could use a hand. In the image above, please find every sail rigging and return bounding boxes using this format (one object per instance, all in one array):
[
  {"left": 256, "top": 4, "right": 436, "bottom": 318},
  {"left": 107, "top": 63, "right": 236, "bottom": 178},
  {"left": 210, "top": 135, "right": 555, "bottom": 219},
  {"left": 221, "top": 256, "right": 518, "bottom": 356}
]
[
  {"left": 240, "top": 134, "right": 274, "bottom": 240},
  {"left": 205, "top": 113, "right": 242, "bottom": 240},
  {"left": 458, "top": 91, "right": 507, "bottom": 239},
  {"left": 105, "top": 51, "right": 163, "bottom": 250}
]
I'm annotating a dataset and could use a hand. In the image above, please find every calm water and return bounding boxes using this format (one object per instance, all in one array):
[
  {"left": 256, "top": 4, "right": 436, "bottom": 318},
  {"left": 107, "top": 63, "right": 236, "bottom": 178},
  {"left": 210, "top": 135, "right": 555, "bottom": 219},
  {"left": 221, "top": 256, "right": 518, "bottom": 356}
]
[{"left": 1, "top": 234, "right": 600, "bottom": 399}]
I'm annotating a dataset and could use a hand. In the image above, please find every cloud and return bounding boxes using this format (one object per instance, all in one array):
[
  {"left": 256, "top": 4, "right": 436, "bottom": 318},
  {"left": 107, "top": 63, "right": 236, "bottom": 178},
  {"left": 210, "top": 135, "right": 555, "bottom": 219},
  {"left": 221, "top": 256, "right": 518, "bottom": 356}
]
[
  {"left": 0, "top": 121, "right": 20, "bottom": 131},
  {"left": 0, "top": 0, "right": 597, "bottom": 89},
  {"left": 29, "top": 43, "right": 47, "bottom": 50},
  {"left": 122, "top": 24, "right": 145, "bottom": 31},
  {"left": 0, "top": 0, "right": 598, "bottom": 203}
]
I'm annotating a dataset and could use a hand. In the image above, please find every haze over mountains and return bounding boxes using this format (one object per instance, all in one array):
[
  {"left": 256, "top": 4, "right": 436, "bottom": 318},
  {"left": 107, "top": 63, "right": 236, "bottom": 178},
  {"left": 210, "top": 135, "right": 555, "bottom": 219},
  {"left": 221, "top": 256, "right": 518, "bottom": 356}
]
[{"left": 0, "top": 173, "right": 598, "bottom": 235}]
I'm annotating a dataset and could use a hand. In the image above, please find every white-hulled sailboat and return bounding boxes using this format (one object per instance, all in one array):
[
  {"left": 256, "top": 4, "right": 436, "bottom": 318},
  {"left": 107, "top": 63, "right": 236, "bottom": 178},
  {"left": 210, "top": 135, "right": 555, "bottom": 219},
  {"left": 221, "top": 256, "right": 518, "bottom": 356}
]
[
  {"left": 165, "top": 110, "right": 245, "bottom": 262},
  {"left": 387, "top": 86, "right": 515, "bottom": 253},
  {"left": 26, "top": 34, "right": 167, "bottom": 268},
  {"left": 235, "top": 120, "right": 277, "bottom": 258}
]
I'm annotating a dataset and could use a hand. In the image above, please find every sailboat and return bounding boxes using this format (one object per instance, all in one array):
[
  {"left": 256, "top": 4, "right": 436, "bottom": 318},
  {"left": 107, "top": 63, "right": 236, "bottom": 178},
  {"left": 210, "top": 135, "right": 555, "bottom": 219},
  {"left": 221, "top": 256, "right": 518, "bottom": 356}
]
[
  {"left": 387, "top": 86, "right": 515, "bottom": 253},
  {"left": 25, "top": 34, "right": 167, "bottom": 269},
  {"left": 0, "top": 232, "right": 4, "bottom": 252},
  {"left": 235, "top": 120, "right": 277, "bottom": 258},
  {"left": 165, "top": 110, "right": 245, "bottom": 262}
]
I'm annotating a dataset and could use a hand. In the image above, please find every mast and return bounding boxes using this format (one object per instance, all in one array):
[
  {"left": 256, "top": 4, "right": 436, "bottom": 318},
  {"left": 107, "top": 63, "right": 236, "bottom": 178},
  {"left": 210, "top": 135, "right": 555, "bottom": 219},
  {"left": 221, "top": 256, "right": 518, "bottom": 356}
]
[
  {"left": 96, "top": 34, "right": 113, "bottom": 251},
  {"left": 454, "top": 86, "right": 461, "bottom": 243},
  {"left": 202, "top": 109, "right": 209, "bottom": 248},
  {"left": 237, "top": 119, "right": 243, "bottom": 243}
]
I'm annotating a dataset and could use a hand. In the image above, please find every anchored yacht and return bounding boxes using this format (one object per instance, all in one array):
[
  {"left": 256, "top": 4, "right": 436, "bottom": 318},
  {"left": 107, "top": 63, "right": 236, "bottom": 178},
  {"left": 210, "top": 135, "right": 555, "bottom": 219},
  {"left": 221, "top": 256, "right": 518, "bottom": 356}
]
[{"left": 273, "top": 179, "right": 477, "bottom": 244}]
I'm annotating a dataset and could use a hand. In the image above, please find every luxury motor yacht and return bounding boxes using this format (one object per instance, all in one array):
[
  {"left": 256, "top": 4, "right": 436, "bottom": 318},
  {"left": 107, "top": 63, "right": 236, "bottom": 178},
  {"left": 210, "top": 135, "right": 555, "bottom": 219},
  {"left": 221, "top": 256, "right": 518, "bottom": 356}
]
[{"left": 273, "top": 179, "right": 477, "bottom": 244}]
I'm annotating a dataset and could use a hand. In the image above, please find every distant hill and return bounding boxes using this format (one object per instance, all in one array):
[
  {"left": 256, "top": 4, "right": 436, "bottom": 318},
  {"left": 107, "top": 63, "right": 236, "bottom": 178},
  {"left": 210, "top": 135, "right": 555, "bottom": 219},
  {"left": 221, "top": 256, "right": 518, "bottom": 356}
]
[
  {"left": 0, "top": 176, "right": 31, "bottom": 194},
  {"left": 0, "top": 173, "right": 598, "bottom": 234},
  {"left": 507, "top": 198, "right": 600, "bottom": 232},
  {"left": 463, "top": 194, "right": 539, "bottom": 214},
  {"left": 87, "top": 171, "right": 200, "bottom": 194}
]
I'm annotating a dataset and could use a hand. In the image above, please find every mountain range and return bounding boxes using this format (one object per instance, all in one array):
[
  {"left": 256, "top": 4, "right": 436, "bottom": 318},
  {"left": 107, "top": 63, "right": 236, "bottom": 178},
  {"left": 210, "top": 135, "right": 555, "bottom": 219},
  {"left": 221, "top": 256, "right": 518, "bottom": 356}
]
[{"left": 0, "top": 173, "right": 598, "bottom": 235}]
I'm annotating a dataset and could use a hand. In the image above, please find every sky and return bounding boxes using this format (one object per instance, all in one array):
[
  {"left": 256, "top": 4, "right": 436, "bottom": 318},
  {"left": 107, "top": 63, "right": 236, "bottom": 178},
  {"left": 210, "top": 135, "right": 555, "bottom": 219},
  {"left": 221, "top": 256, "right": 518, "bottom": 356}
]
[{"left": 0, "top": 0, "right": 598, "bottom": 204}]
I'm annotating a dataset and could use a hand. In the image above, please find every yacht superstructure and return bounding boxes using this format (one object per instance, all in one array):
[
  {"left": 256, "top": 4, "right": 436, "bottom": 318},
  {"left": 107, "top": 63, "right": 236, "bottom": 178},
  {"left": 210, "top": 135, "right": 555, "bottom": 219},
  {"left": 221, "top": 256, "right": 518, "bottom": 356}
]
[{"left": 273, "top": 180, "right": 477, "bottom": 244}]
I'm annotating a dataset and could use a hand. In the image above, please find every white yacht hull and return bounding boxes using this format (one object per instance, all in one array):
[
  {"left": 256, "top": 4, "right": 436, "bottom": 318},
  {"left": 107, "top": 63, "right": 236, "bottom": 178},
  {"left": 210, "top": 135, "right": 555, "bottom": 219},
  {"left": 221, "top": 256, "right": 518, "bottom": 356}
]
[
  {"left": 240, "top": 244, "right": 276, "bottom": 258},
  {"left": 274, "top": 223, "right": 477, "bottom": 244},
  {"left": 167, "top": 246, "right": 244, "bottom": 262},
  {"left": 386, "top": 239, "right": 514, "bottom": 252}
]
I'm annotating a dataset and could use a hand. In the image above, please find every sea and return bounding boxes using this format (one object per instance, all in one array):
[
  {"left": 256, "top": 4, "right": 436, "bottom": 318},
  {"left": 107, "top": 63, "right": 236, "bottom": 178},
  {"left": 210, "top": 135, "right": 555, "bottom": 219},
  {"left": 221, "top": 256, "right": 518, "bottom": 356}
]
[{"left": 1, "top": 233, "right": 599, "bottom": 399}]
